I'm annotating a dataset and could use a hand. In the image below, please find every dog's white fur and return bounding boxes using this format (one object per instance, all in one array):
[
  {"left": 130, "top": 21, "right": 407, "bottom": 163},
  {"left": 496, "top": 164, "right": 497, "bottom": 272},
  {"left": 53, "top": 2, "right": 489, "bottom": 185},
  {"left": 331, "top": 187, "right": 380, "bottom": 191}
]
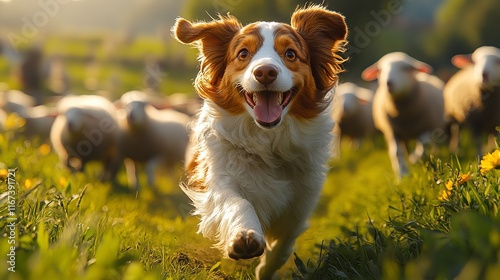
[
  {"left": 173, "top": 5, "right": 347, "bottom": 279},
  {"left": 190, "top": 99, "right": 334, "bottom": 276}
]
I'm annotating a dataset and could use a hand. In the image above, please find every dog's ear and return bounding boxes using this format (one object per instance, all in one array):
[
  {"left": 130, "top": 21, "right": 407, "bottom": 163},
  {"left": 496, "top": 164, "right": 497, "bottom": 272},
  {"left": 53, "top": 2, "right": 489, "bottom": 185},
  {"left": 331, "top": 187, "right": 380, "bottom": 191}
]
[
  {"left": 172, "top": 16, "right": 241, "bottom": 99},
  {"left": 173, "top": 16, "right": 241, "bottom": 47},
  {"left": 291, "top": 5, "right": 348, "bottom": 95}
]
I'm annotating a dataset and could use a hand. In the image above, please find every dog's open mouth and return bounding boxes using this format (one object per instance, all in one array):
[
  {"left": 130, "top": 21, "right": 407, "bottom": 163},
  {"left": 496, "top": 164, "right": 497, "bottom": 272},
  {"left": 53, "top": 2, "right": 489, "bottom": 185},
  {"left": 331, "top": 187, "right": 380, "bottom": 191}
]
[{"left": 239, "top": 86, "right": 297, "bottom": 127}]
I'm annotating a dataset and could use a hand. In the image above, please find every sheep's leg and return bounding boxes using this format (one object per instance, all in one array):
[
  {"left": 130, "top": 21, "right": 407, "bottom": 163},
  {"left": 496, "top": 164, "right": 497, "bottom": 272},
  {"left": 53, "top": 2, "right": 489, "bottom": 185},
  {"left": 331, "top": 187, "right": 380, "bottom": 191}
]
[
  {"left": 449, "top": 122, "right": 460, "bottom": 154},
  {"left": 350, "top": 138, "right": 361, "bottom": 150},
  {"left": 145, "top": 157, "right": 162, "bottom": 187},
  {"left": 77, "top": 159, "right": 86, "bottom": 173},
  {"left": 387, "top": 135, "right": 408, "bottom": 178},
  {"left": 331, "top": 132, "right": 341, "bottom": 159},
  {"left": 408, "top": 142, "right": 424, "bottom": 164},
  {"left": 62, "top": 154, "right": 72, "bottom": 171},
  {"left": 106, "top": 156, "right": 123, "bottom": 185},
  {"left": 486, "top": 134, "right": 496, "bottom": 152},
  {"left": 409, "top": 131, "right": 431, "bottom": 164},
  {"left": 100, "top": 156, "right": 121, "bottom": 183},
  {"left": 124, "top": 158, "right": 140, "bottom": 190},
  {"left": 472, "top": 132, "right": 484, "bottom": 158}
]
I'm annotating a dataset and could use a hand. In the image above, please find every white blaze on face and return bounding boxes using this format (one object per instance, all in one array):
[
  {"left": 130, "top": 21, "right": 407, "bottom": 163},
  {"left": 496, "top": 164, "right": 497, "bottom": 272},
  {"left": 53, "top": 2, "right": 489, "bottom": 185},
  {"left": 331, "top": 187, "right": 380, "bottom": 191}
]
[
  {"left": 241, "top": 22, "right": 293, "bottom": 92},
  {"left": 240, "top": 22, "right": 294, "bottom": 126}
]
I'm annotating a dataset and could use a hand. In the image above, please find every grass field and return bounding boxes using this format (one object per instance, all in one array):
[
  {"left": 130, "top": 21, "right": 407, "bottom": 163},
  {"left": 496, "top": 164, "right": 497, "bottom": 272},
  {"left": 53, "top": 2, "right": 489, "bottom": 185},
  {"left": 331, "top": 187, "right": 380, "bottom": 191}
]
[
  {"left": 1, "top": 34, "right": 500, "bottom": 279},
  {"left": 1, "top": 124, "right": 500, "bottom": 279}
]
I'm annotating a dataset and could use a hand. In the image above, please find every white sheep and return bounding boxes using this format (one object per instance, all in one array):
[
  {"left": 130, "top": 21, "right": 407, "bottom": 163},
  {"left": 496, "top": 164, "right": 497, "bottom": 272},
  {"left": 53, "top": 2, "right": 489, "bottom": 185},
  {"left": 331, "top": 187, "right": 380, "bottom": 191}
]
[
  {"left": 164, "top": 93, "right": 203, "bottom": 117},
  {"left": 0, "top": 89, "right": 57, "bottom": 143},
  {"left": 444, "top": 46, "right": 500, "bottom": 156},
  {"left": 332, "top": 82, "right": 375, "bottom": 154},
  {"left": 0, "top": 109, "right": 6, "bottom": 131},
  {"left": 17, "top": 105, "right": 57, "bottom": 143},
  {"left": 0, "top": 89, "right": 36, "bottom": 114},
  {"left": 116, "top": 91, "right": 191, "bottom": 190},
  {"left": 50, "top": 95, "right": 121, "bottom": 181},
  {"left": 362, "top": 52, "right": 446, "bottom": 178}
]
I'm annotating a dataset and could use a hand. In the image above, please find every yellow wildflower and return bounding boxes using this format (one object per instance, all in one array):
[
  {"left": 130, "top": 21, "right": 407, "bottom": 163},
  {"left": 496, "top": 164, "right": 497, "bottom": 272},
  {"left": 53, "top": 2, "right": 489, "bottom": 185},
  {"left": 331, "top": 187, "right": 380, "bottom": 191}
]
[
  {"left": 38, "top": 144, "right": 51, "bottom": 156},
  {"left": 458, "top": 172, "right": 471, "bottom": 184},
  {"left": 58, "top": 177, "right": 68, "bottom": 188},
  {"left": 4, "top": 113, "right": 26, "bottom": 130},
  {"left": 0, "top": 169, "right": 7, "bottom": 180},
  {"left": 445, "top": 180, "right": 453, "bottom": 191},
  {"left": 479, "top": 150, "right": 500, "bottom": 174},
  {"left": 438, "top": 189, "right": 451, "bottom": 201},
  {"left": 24, "top": 178, "right": 33, "bottom": 189}
]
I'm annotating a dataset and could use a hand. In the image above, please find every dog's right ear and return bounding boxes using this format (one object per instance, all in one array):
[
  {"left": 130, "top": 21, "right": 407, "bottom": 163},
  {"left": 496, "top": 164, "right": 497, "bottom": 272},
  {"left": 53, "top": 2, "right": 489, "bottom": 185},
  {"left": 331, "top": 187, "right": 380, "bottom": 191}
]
[
  {"left": 173, "top": 16, "right": 240, "bottom": 44},
  {"left": 172, "top": 16, "right": 241, "bottom": 98}
]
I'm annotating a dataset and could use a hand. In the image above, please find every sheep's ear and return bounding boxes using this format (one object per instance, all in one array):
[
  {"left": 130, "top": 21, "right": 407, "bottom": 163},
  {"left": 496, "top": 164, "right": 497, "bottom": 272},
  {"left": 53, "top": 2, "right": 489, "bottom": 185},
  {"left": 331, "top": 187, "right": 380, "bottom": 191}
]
[
  {"left": 113, "top": 99, "right": 124, "bottom": 109},
  {"left": 413, "top": 61, "right": 433, "bottom": 74},
  {"left": 361, "top": 64, "right": 379, "bottom": 81},
  {"left": 451, "top": 54, "right": 473, "bottom": 69},
  {"left": 48, "top": 111, "right": 59, "bottom": 118}
]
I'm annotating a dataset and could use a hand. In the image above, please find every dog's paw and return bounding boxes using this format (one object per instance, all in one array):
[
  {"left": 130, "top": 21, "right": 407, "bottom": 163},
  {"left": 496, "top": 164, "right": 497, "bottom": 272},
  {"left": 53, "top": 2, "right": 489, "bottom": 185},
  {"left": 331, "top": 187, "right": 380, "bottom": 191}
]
[{"left": 228, "top": 230, "right": 265, "bottom": 260}]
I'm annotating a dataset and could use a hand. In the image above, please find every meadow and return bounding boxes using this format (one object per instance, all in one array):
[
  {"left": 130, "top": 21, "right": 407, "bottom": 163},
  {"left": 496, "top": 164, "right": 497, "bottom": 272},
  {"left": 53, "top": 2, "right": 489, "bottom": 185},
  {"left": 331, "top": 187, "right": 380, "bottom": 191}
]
[
  {"left": 1, "top": 34, "right": 500, "bottom": 279},
  {"left": 2, "top": 127, "right": 500, "bottom": 279}
]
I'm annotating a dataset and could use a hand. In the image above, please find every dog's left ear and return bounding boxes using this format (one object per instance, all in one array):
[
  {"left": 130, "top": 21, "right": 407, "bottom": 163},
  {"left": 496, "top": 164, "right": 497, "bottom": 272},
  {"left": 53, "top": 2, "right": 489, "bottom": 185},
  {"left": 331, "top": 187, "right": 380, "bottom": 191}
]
[{"left": 291, "top": 5, "right": 348, "bottom": 94}]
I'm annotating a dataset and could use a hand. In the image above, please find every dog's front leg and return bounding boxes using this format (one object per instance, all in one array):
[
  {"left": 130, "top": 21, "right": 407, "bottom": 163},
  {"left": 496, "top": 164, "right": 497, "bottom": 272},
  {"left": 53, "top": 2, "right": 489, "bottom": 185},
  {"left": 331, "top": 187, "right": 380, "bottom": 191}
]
[
  {"left": 255, "top": 224, "right": 304, "bottom": 280},
  {"left": 210, "top": 194, "right": 266, "bottom": 260}
]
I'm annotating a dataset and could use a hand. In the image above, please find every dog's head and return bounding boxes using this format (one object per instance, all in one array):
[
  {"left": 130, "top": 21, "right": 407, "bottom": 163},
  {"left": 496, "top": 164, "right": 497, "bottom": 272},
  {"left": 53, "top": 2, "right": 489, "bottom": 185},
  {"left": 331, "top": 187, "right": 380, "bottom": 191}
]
[{"left": 173, "top": 5, "right": 347, "bottom": 128}]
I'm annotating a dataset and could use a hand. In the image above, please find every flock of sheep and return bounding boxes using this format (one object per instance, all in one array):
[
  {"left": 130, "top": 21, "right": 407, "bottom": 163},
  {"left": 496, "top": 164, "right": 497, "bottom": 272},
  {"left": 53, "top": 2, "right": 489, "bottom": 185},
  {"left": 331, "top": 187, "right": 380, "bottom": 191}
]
[
  {"left": 334, "top": 46, "right": 500, "bottom": 177},
  {"left": 1, "top": 45, "right": 500, "bottom": 185},
  {"left": 0, "top": 88, "right": 199, "bottom": 190}
]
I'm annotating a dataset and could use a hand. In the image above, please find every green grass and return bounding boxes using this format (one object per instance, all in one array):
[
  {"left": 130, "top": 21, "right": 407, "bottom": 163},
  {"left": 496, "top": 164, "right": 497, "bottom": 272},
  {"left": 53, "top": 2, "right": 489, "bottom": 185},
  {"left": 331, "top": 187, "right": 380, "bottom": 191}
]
[
  {"left": 2, "top": 129, "right": 500, "bottom": 280},
  {"left": 2, "top": 33, "right": 500, "bottom": 279}
]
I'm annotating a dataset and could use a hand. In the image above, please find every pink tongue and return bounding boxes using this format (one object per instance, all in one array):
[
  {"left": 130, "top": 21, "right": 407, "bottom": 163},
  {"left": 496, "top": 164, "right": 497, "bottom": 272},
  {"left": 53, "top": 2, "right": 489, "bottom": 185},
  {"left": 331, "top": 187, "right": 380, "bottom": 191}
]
[{"left": 253, "top": 92, "right": 282, "bottom": 124}]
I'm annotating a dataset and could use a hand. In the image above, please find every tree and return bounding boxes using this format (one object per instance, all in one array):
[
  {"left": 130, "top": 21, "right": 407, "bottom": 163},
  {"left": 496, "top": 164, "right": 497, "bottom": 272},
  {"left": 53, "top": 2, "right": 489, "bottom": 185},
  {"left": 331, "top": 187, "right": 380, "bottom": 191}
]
[
  {"left": 425, "top": 0, "right": 500, "bottom": 59},
  {"left": 180, "top": 0, "right": 293, "bottom": 24}
]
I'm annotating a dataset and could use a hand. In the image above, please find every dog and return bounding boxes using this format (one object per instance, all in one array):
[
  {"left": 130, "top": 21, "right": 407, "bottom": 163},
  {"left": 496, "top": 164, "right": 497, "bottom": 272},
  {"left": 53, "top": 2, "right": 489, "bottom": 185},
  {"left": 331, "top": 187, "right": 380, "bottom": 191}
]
[{"left": 173, "top": 5, "right": 347, "bottom": 279}]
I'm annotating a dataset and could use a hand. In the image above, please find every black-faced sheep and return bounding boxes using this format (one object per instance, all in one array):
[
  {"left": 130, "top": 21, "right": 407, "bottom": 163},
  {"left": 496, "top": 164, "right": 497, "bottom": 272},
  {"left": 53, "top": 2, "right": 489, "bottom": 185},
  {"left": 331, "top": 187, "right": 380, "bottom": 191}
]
[
  {"left": 116, "top": 91, "right": 191, "bottom": 190},
  {"left": 50, "top": 95, "right": 121, "bottom": 181},
  {"left": 444, "top": 46, "right": 500, "bottom": 156},
  {"left": 362, "top": 52, "right": 445, "bottom": 178},
  {"left": 332, "top": 82, "right": 375, "bottom": 153}
]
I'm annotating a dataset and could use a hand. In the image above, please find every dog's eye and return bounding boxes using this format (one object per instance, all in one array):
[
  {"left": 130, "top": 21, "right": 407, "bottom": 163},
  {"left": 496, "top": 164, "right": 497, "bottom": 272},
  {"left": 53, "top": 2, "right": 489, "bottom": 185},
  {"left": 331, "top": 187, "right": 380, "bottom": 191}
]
[
  {"left": 284, "top": 49, "right": 297, "bottom": 61},
  {"left": 237, "top": 49, "right": 249, "bottom": 60}
]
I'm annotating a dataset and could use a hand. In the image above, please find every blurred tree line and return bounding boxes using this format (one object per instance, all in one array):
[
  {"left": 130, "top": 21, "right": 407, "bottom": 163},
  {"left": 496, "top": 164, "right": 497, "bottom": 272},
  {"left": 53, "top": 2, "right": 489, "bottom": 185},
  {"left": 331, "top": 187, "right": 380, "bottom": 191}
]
[
  {"left": 179, "top": 0, "right": 500, "bottom": 83},
  {"left": 425, "top": 0, "right": 500, "bottom": 59}
]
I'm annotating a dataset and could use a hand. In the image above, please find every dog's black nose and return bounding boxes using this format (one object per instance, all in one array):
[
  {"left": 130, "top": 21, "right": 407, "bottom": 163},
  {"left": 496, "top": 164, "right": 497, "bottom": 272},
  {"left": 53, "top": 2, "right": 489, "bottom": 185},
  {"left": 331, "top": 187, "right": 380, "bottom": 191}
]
[{"left": 253, "top": 65, "right": 278, "bottom": 85}]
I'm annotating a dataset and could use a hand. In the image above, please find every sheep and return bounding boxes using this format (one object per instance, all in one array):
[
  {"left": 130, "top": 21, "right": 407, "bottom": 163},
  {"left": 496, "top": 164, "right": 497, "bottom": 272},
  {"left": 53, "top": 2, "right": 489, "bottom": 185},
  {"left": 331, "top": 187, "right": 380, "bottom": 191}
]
[
  {"left": 0, "top": 89, "right": 57, "bottom": 143},
  {"left": 116, "top": 91, "right": 191, "bottom": 190},
  {"left": 0, "top": 109, "right": 6, "bottom": 131},
  {"left": 50, "top": 95, "right": 121, "bottom": 181},
  {"left": 332, "top": 82, "right": 375, "bottom": 154},
  {"left": 0, "top": 89, "right": 36, "bottom": 113},
  {"left": 164, "top": 93, "right": 202, "bottom": 117},
  {"left": 362, "top": 52, "right": 446, "bottom": 178},
  {"left": 0, "top": 90, "right": 29, "bottom": 134},
  {"left": 16, "top": 105, "right": 57, "bottom": 144},
  {"left": 444, "top": 46, "right": 500, "bottom": 156}
]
